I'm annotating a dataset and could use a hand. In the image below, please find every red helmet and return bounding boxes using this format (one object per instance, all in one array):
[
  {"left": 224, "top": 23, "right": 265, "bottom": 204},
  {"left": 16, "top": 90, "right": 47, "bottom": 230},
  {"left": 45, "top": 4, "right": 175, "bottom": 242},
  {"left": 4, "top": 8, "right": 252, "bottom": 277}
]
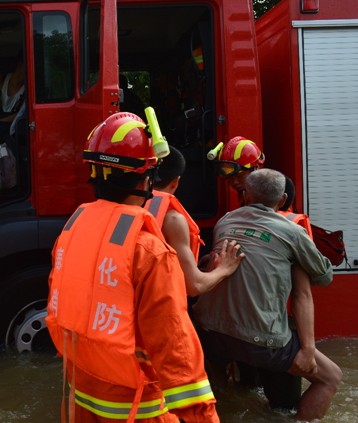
[
  {"left": 217, "top": 136, "right": 265, "bottom": 177},
  {"left": 83, "top": 112, "right": 157, "bottom": 174}
]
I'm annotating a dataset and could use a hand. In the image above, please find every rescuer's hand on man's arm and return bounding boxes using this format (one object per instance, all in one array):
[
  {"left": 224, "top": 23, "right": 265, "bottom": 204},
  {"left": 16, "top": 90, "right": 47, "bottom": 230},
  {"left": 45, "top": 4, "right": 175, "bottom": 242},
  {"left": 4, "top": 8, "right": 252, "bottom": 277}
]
[{"left": 162, "top": 210, "right": 244, "bottom": 297}]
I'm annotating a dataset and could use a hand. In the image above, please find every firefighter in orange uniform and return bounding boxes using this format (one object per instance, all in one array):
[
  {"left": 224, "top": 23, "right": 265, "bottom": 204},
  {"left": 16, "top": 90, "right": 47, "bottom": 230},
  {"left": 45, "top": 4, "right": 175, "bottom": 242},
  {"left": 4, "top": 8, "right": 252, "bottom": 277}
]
[
  {"left": 46, "top": 112, "right": 220, "bottom": 423},
  {"left": 214, "top": 136, "right": 265, "bottom": 207}
]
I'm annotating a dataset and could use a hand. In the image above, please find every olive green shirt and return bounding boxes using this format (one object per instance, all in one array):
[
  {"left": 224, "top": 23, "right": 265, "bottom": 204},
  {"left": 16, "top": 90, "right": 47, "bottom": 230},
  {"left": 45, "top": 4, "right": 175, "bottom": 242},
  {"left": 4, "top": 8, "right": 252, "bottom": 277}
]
[{"left": 193, "top": 204, "right": 332, "bottom": 348}]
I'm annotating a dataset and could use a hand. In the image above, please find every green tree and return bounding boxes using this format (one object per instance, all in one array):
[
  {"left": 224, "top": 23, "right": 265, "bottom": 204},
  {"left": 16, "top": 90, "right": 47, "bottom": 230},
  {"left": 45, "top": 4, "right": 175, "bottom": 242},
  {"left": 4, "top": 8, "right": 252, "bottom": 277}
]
[{"left": 253, "top": 0, "right": 282, "bottom": 19}]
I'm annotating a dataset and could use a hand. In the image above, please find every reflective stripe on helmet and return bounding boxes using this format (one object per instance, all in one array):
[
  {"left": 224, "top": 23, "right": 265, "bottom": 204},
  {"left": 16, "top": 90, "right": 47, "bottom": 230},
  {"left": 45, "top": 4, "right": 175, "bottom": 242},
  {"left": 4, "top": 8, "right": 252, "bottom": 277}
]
[
  {"left": 163, "top": 379, "right": 215, "bottom": 410},
  {"left": 75, "top": 388, "right": 168, "bottom": 420},
  {"left": 234, "top": 139, "right": 254, "bottom": 166},
  {"left": 111, "top": 121, "right": 147, "bottom": 143}
]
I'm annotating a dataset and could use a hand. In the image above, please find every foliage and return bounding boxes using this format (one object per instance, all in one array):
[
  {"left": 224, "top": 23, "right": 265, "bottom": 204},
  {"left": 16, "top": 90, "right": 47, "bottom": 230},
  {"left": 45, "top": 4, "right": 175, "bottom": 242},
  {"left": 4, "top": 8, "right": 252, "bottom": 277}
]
[
  {"left": 252, "top": 0, "right": 282, "bottom": 19},
  {"left": 122, "top": 71, "right": 151, "bottom": 107}
]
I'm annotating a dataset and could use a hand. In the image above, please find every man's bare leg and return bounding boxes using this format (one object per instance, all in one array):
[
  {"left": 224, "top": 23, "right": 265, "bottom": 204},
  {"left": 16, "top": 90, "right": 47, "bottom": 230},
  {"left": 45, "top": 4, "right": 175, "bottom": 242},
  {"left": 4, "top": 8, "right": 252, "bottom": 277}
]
[{"left": 289, "top": 349, "right": 342, "bottom": 421}]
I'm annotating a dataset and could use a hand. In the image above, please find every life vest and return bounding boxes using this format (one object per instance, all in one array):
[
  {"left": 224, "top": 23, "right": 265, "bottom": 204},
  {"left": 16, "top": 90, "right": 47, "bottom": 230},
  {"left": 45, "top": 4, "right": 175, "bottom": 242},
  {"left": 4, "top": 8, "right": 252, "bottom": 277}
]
[
  {"left": 46, "top": 200, "right": 165, "bottom": 389},
  {"left": 278, "top": 211, "right": 313, "bottom": 239},
  {"left": 146, "top": 190, "right": 204, "bottom": 261}
]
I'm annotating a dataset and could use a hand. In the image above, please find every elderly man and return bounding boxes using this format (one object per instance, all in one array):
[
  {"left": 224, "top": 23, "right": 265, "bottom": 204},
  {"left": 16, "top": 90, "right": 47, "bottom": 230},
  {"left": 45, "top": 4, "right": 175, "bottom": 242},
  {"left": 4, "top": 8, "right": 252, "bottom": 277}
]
[{"left": 193, "top": 168, "right": 342, "bottom": 421}]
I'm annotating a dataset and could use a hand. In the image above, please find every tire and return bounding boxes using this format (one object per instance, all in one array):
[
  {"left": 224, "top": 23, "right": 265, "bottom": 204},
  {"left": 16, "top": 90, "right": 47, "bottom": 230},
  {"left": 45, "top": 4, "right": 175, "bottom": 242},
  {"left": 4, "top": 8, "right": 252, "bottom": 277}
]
[{"left": 0, "top": 265, "right": 55, "bottom": 354}]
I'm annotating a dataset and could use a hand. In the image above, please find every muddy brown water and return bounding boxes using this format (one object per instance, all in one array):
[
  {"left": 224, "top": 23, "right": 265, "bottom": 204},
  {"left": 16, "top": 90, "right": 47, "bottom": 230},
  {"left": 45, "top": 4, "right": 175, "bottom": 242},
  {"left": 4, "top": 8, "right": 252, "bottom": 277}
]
[{"left": 0, "top": 338, "right": 357, "bottom": 422}]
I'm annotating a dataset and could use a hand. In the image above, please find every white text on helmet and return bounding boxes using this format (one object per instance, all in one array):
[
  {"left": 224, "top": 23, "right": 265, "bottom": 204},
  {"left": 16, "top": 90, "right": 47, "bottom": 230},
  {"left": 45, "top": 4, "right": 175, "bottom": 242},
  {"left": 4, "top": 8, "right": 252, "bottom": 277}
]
[{"left": 99, "top": 155, "right": 120, "bottom": 163}]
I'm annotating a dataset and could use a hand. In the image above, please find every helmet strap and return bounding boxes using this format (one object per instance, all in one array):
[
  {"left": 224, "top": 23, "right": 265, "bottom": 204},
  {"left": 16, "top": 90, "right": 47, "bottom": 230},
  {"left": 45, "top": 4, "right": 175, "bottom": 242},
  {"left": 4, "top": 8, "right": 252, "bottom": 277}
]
[
  {"left": 103, "top": 167, "right": 112, "bottom": 180},
  {"left": 139, "top": 168, "right": 156, "bottom": 207},
  {"left": 129, "top": 188, "right": 154, "bottom": 208}
]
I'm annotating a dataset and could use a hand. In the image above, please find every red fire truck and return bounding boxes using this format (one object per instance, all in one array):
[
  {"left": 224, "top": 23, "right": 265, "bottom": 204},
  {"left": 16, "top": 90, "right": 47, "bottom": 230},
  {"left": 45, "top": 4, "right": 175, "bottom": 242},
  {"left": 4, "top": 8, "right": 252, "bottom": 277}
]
[
  {"left": 0, "top": 0, "right": 261, "bottom": 352},
  {"left": 0, "top": 0, "right": 356, "bottom": 354},
  {"left": 256, "top": 0, "right": 358, "bottom": 338}
]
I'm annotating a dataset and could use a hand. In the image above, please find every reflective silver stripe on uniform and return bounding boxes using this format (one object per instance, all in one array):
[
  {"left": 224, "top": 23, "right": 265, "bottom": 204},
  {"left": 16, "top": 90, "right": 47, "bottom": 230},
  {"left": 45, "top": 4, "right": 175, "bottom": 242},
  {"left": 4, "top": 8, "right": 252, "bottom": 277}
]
[
  {"left": 75, "top": 389, "right": 168, "bottom": 419},
  {"left": 147, "top": 195, "right": 162, "bottom": 218},
  {"left": 164, "top": 379, "right": 214, "bottom": 409},
  {"left": 110, "top": 214, "right": 135, "bottom": 246},
  {"left": 63, "top": 207, "right": 84, "bottom": 231}
]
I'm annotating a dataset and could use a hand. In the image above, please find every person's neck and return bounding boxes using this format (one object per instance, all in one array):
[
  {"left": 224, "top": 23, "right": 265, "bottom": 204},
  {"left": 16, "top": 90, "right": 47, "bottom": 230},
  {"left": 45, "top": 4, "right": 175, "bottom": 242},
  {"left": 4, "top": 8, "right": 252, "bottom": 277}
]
[{"left": 122, "top": 195, "right": 146, "bottom": 206}]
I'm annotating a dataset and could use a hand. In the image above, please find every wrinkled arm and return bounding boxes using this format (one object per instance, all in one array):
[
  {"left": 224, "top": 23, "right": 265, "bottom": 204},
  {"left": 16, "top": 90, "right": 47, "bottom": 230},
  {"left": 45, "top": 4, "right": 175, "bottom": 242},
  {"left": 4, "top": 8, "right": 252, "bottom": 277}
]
[
  {"left": 163, "top": 210, "right": 244, "bottom": 296},
  {"left": 289, "top": 265, "right": 317, "bottom": 375},
  {"left": 295, "top": 229, "right": 333, "bottom": 286}
]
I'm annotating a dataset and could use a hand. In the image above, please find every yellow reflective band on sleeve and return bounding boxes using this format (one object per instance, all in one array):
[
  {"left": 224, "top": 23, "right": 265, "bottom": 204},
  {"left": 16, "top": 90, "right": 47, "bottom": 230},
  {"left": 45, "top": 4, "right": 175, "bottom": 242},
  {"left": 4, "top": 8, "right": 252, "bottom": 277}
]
[
  {"left": 75, "top": 388, "right": 168, "bottom": 420},
  {"left": 163, "top": 379, "right": 215, "bottom": 410}
]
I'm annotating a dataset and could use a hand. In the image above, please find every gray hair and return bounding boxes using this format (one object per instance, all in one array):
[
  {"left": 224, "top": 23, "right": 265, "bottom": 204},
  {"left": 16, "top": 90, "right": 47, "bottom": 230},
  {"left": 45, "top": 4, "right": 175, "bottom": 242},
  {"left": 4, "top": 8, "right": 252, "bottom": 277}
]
[{"left": 245, "top": 168, "right": 285, "bottom": 208}]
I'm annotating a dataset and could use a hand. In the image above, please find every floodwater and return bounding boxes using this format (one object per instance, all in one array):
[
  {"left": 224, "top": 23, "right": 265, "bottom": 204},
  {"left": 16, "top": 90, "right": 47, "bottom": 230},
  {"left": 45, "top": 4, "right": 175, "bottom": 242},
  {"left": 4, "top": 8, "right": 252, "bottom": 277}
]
[{"left": 0, "top": 338, "right": 357, "bottom": 423}]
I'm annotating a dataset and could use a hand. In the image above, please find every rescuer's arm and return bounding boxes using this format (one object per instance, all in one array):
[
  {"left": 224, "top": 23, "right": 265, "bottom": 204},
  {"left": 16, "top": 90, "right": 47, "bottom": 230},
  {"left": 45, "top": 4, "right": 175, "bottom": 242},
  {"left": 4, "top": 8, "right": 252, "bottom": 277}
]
[
  {"left": 289, "top": 264, "right": 317, "bottom": 375},
  {"left": 134, "top": 236, "right": 219, "bottom": 423},
  {"left": 162, "top": 209, "right": 244, "bottom": 297}
]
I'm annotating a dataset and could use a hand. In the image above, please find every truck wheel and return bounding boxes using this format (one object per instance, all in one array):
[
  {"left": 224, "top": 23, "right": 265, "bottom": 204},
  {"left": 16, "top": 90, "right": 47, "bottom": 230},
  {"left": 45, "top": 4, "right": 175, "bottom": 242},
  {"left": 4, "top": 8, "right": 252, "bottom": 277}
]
[{"left": 0, "top": 265, "right": 55, "bottom": 354}]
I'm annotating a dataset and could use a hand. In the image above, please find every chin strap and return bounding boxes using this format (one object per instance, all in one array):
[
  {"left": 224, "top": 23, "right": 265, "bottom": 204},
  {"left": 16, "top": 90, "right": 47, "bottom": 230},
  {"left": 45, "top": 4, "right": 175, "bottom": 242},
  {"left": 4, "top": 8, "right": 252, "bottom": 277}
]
[
  {"left": 129, "top": 189, "right": 153, "bottom": 208},
  {"left": 139, "top": 167, "right": 156, "bottom": 207},
  {"left": 131, "top": 189, "right": 153, "bottom": 199}
]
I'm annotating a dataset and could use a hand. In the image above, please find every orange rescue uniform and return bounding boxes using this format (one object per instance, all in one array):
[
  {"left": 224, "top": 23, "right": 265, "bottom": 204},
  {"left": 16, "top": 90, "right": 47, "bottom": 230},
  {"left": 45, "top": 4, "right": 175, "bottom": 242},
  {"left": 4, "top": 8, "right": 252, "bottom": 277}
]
[
  {"left": 278, "top": 211, "right": 313, "bottom": 239},
  {"left": 46, "top": 199, "right": 218, "bottom": 422},
  {"left": 146, "top": 190, "right": 203, "bottom": 262}
]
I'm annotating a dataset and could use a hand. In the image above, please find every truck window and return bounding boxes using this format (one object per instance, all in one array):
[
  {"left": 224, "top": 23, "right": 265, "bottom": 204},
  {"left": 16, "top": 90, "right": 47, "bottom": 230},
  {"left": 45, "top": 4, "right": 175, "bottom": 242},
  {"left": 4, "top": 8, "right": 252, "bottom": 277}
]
[
  {"left": 0, "top": 11, "right": 29, "bottom": 203},
  {"left": 33, "top": 12, "right": 74, "bottom": 103},
  {"left": 81, "top": 4, "right": 100, "bottom": 92}
]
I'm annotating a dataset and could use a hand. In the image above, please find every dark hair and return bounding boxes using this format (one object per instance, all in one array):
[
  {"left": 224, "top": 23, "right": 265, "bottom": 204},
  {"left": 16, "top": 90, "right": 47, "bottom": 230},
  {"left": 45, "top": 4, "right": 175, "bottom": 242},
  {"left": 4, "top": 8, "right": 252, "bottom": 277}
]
[
  {"left": 91, "top": 165, "right": 149, "bottom": 203},
  {"left": 154, "top": 145, "right": 186, "bottom": 189},
  {"left": 279, "top": 175, "right": 296, "bottom": 211}
]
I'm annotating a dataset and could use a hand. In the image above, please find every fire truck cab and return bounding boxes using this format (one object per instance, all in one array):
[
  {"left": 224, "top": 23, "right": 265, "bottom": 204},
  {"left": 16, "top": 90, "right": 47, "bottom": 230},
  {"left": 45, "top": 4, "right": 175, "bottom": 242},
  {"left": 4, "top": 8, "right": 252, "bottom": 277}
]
[{"left": 0, "top": 0, "right": 261, "bottom": 352}]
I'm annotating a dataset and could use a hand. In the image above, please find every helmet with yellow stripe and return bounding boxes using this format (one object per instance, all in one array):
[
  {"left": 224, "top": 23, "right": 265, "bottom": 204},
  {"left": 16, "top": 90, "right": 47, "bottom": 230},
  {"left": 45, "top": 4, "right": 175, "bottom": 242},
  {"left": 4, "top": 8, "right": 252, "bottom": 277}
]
[
  {"left": 217, "top": 136, "right": 265, "bottom": 178},
  {"left": 83, "top": 112, "right": 157, "bottom": 174}
]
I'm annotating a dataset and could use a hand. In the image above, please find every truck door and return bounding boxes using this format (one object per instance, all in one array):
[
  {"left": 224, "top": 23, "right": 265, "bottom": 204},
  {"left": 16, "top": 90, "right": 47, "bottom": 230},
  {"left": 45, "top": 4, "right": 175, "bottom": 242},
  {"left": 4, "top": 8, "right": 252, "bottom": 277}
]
[
  {"left": 31, "top": 0, "right": 119, "bottom": 215},
  {"left": 116, "top": 0, "right": 262, "bottom": 241},
  {"left": 0, "top": 9, "right": 28, "bottom": 205},
  {"left": 117, "top": 2, "right": 218, "bottom": 246},
  {"left": 0, "top": 0, "right": 119, "bottom": 353}
]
